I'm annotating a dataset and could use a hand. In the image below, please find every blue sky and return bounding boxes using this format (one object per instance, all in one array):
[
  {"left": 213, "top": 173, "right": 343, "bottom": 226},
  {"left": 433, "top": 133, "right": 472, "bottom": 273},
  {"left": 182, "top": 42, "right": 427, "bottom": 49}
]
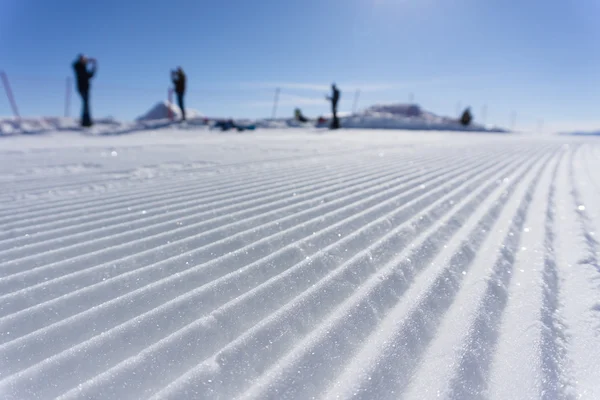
[{"left": 1, "top": 0, "right": 599, "bottom": 132}]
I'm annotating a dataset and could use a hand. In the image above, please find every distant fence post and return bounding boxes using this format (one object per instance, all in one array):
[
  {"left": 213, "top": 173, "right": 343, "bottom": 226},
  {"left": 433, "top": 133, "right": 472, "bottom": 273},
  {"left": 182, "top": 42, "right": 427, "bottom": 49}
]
[
  {"left": 167, "top": 88, "right": 174, "bottom": 121},
  {"left": 1, "top": 71, "right": 21, "bottom": 119},
  {"left": 352, "top": 89, "right": 361, "bottom": 114},
  {"left": 65, "top": 77, "right": 72, "bottom": 118},
  {"left": 271, "top": 87, "right": 280, "bottom": 119}
]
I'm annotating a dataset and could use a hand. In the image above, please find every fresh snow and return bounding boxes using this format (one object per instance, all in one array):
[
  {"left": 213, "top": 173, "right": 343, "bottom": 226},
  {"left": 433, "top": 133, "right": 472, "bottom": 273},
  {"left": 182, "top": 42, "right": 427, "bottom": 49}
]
[{"left": 0, "top": 127, "right": 598, "bottom": 400}]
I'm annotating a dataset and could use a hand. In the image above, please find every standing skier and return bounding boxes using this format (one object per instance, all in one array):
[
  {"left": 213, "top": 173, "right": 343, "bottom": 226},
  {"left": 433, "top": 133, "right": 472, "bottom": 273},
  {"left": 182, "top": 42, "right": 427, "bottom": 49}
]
[
  {"left": 460, "top": 107, "right": 473, "bottom": 126},
  {"left": 327, "top": 83, "right": 341, "bottom": 129},
  {"left": 72, "top": 54, "right": 97, "bottom": 127},
  {"left": 171, "top": 67, "right": 186, "bottom": 121}
]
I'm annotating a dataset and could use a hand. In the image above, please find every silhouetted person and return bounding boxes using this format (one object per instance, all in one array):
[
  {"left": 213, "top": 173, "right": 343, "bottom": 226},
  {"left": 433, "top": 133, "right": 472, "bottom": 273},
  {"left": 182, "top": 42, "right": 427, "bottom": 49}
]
[
  {"left": 327, "top": 83, "right": 340, "bottom": 129},
  {"left": 461, "top": 107, "right": 473, "bottom": 126},
  {"left": 171, "top": 67, "right": 186, "bottom": 121},
  {"left": 73, "top": 54, "right": 97, "bottom": 127},
  {"left": 295, "top": 108, "right": 309, "bottom": 123}
]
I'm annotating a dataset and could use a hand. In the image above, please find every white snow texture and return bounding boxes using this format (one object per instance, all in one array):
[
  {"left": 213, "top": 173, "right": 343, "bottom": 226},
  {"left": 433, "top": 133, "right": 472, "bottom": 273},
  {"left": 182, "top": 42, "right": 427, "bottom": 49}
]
[
  {"left": 0, "top": 102, "right": 504, "bottom": 136},
  {"left": 0, "top": 127, "right": 599, "bottom": 400}
]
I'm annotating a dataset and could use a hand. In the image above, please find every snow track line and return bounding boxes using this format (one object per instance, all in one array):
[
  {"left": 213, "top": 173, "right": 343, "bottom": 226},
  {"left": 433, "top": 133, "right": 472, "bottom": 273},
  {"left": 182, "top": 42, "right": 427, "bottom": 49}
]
[
  {"left": 400, "top": 149, "right": 560, "bottom": 400},
  {"left": 0, "top": 154, "right": 412, "bottom": 246},
  {"left": 0, "top": 149, "right": 496, "bottom": 341},
  {"left": 0, "top": 150, "right": 439, "bottom": 259},
  {"left": 3, "top": 137, "right": 593, "bottom": 400},
  {"left": 441, "top": 151, "right": 555, "bottom": 399},
  {"left": 56, "top": 146, "right": 535, "bottom": 400},
  {"left": 0, "top": 146, "right": 447, "bottom": 241},
  {"left": 241, "top": 148, "right": 553, "bottom": 400},
  {"left": 0, "top": 150, "right": 446, "bottom": 261},
  {"left": 569, "top": 145, "right": 600, "bottom": 275},
  {"left": 0, "top": 150, "right": 478, "bottom": 298},
  {"left": 1, "top": 164, "right": 417, "bottom": 249},
  {"left": 0, "top": 143, "right": 415, "bottom": 217},
  {"left": 0, "top": 145, "right": 516, "bottom": 396},
  {"left": 0, "top": 144, "right": 387, "bottom": 201},
  {"left": 555, "top": 144, "right": 600, "bottom": 398},
  {"left": 0, "top": 150, "right": 366, "bottom": 226},
  {"left": 0, "top": 150, "right": 310, "bottom": 200},
  {"left": 148, "top": 147, "right": 545, "bottom": 400},
  {"left": 538, "top": 151, "right": 573, "bottom": 400},
  {"left": 486, "top": 152, "right": 565, "bottom": 399},
  {"left": 0, "top": 153, "right": 390, "bottom": 233}
]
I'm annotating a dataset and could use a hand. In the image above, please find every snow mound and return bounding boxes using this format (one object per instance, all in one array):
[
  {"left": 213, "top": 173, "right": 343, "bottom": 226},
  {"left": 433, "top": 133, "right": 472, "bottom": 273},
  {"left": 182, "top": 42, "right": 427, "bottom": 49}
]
[
  {"left": 366, "top": 103, "right": 423, "bottom": 117},
  {"left": 343, "top": 103, "right": 505, "bottom": 132},
  {"left": 0, "top": 117, "right": 128, "bottom": 136},
  {"left": 252, "top": 104, "right": 506, "bottom": 133},
  {"left": 136, "top": 101, "right": 202, "bottom": 121},
  {"left": 0, "top": 116, "right": 203, "bottom": 137}
]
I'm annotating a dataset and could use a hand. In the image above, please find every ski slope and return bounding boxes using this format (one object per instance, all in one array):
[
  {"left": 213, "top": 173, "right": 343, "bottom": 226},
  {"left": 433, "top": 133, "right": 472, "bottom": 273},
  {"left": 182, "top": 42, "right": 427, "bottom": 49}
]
[{"left": 0, "top": 129, "right": 599, "bottom": 399}]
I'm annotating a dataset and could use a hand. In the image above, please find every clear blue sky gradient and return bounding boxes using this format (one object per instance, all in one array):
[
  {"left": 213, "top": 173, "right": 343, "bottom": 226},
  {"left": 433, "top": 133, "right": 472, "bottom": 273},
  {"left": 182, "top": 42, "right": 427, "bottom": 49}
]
[{"left": 1, "top": 0, "right": 599, "bottom": 132}]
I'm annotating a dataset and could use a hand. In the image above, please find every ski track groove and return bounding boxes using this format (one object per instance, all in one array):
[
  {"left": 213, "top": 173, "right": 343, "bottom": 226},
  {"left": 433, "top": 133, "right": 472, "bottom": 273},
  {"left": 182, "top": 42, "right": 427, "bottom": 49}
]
[
  {"left": 0, "top": 152, "right": 350, "bottom": 227},
  {"left": 556, "top": 144, "right": 600, "bottom": 398},
  {"left": 0, "top": 154, "right": 408, "bottom": 246},
  {"left": 0, "top": 149, "right": 510, "bottom": 396},
  {"left": 486, "top": 152, "right": 563, "bottom": 399},
  {"left": 0, "top": 144, "right": 414, "bottom": 219},
  {"left": 242, "top": 147, "right": 552, "bottom": 400},
  {"left": 443, "top": 150, "right": 555, "bottom": 399},
  {"left": 0, "top": 151, "right": 434, "bottom": 268},
  {"left": 0, "top": 150, "right": 486, "bottom": 317},
  {"left": 0, "top": 153, "right": 394, "bottom": 236},
  {"left": 148, "top": 147, "right": 543, "bottom": 400},
  {"left": 0, "top": 138, "right": 596, "bottom": 400},
  {"left": 0, "top": 151, "right": 437, "bottom": 260},
  {"left": 569, "top": 145, "right": 600, "bottom": 276},
  {"left": 3, "top": 150, "right": 496, "bottom": 384},
  {"left": 538, "top": 150, "right": 574, "bottom": 400},
  {"left": 30, "top": 150, "right": 528, "bottom": 397}
]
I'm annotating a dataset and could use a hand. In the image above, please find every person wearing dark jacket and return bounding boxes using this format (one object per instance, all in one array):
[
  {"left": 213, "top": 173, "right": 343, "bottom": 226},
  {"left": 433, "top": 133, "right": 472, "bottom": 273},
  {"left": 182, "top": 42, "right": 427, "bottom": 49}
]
[
  {"left": 326, "top": 83, "right": 340, "bottom": 129},
  {"left": 460, "top": 107, "right": 473, "bottom": 126},
  {"left": 72, "top": 54, "right": 97, "bottom": 127},
  {"left": 171, "top": 67, "right": 186, "bottom": 121}
]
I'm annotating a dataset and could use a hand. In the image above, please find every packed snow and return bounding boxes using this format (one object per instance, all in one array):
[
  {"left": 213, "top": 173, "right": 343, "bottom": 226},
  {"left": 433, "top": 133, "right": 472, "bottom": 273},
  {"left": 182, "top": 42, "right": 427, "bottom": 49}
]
[
  {"left": 0, "top": 127, "right": 599, "bottom": 400},
  {"left": 136, "top": 101, "right": 202, "bottom": 122},
  {"left": 0, "top": 102, "right": 505, "bottom": 136}
]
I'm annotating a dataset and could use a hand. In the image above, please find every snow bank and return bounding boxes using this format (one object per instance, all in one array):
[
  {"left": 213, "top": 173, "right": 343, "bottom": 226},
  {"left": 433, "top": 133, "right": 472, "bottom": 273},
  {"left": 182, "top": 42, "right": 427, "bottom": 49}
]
[
  {"left": 252, "top": 104, "right": 507, "bottom": 133},
  {"left": 0, "top": 116, "right": 199, "bottom": 137},
  {"left": 0, "top": 103, "right": 506, "bottom": 136},
  {"left": 136, "top": 101, "right": 202, "bottom": 121},
  {"left": 342, "top": 103, "right": 506, "bottom": 132}
]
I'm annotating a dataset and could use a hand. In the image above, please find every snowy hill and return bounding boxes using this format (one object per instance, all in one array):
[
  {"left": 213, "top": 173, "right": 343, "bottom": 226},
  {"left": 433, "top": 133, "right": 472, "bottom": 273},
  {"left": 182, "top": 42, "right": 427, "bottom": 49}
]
[
  {"left": 252, "top": 103, "right": 507, "bottom": 132},
  {"left": 342, "top": 103, "right": 504, "bottom": 132},
  {"left": 136, "top": 101, "right": 202, "bottom": 121},
  {"left": 0, "top": 129, "right": 598, "bottom": 399}
]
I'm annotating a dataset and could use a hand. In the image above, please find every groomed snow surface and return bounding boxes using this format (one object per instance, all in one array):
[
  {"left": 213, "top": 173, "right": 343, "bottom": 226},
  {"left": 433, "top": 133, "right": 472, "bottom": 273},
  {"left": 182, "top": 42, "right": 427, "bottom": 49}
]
[{"left": 0, "top": 128, "right": 599, "bottom": 400}]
